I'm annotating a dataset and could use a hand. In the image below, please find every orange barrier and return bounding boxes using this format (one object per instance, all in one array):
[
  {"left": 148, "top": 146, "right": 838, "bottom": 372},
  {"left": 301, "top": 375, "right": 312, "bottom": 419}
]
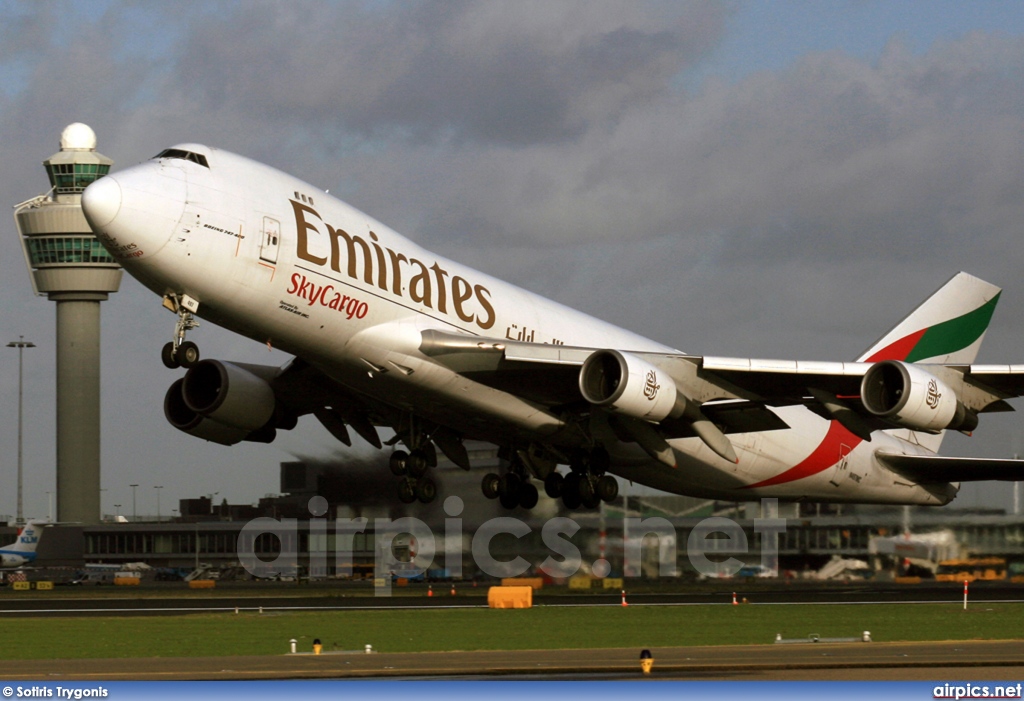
[
  {"left": 487, "top": 586, "right": 533, "bottom": 609},
  {"left": 114, "top": 577, "right": 140, "bottom": 586},
  {"left": 188, "top": 579, "right": 216, "bottom": 589},
  {"left": 501, "top": 577, "right": 543, "bottom": 590}
]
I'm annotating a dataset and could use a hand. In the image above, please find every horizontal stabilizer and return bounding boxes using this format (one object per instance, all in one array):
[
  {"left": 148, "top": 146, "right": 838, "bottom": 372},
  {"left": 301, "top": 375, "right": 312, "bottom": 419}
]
[{"left": 876, "top": 452, "right": 1024, "bottom": 482}]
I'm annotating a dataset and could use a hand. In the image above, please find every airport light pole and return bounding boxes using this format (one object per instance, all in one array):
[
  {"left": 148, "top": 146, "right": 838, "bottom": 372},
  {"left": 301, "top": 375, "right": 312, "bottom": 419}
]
[
  {"left": 7, "top": 337, "right": 35, "bottom": 525},
  {"left": 154, "top": 485, "right": 163, "bottom": 522},
  {"left": 130, "top": 484, "right": 138, "bottom": 522}
]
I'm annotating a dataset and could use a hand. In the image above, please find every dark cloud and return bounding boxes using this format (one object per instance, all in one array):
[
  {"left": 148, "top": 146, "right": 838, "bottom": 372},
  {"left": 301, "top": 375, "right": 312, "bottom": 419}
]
[{"left": 167, "top": 1, "right": 726, "bottom": 146}]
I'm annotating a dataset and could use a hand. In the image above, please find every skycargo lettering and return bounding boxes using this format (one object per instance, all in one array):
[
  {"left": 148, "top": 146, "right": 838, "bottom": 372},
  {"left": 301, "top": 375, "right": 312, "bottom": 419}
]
[
  {"left": 291, "top": 200, "right": 496, "bottom": 330},
  {"left": 287, "top": 273, "right": 369, "bottom": 319}
]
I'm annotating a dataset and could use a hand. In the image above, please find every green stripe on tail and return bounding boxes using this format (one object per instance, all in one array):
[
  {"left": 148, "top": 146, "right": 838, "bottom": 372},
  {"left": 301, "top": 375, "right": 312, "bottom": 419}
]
[{"left": 905, "top": 293, "right": 1000, "bottom": 363}]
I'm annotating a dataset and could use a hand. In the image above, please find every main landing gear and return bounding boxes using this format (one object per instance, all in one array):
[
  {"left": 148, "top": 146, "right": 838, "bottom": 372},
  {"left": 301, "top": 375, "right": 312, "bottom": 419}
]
[
  {"left": 538, "top": 447, "right": 618, "bottom": 510},
  {"left": 481, "top": 466, "right": 540, "bottom": 510},
  {"left": 389, "top": 445, "right": 439, "bottom": 505},
  {"left": 161, "top": 294, "right": 201, "bottom": 369}
]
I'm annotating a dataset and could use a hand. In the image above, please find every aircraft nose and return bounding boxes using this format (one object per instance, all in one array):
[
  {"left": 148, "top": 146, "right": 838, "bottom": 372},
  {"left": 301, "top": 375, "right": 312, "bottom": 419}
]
[
  {"left": 82, "top": 176, "right": 122, "bottom": 229},
  {"left": 79, "top": 161, "right": 186, "bottom": 261}
]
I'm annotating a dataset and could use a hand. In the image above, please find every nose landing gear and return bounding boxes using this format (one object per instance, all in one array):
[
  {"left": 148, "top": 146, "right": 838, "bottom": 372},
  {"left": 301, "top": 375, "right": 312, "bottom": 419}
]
[{"left": 160, "top": 294, "right": 202, "bottom": 369}]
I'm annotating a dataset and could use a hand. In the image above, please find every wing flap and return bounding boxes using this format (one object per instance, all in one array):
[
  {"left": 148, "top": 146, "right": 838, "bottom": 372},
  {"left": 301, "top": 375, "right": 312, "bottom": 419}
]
[
  {"left": 962, "top": 365, "right": 1024, "bottom": 397},
  {"left": 877, "top": 452, "right": 1024, "bottom": 482}
]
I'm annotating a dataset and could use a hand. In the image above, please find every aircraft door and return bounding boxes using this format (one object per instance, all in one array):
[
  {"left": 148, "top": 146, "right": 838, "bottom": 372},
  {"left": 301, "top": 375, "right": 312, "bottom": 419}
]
[{"left": 260, "top": 217, "right": 281, "bottom": 264}]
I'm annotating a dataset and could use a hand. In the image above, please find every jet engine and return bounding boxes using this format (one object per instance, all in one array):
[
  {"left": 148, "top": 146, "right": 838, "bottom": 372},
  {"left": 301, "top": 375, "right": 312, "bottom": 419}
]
[
  {"left": 860, "top": 360, "right": 977, "bottom": 433},
  {"left": 579, "top": 350, "right": 680, "bottom": 422},
  {"left": 163, "top": 360, "right": 278, "bottom": 445}
]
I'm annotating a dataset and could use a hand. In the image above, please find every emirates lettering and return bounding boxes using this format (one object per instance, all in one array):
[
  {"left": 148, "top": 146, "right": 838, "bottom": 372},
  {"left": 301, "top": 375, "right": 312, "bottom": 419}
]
[{"left": 291, "top": 200, "right": 495, "bottom": 330}]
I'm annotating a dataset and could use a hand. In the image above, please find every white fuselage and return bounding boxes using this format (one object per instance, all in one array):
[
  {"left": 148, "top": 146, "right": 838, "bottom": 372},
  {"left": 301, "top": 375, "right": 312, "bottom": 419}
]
[{"left": 86, "top": 145, "right": 955, "bottom": 506}]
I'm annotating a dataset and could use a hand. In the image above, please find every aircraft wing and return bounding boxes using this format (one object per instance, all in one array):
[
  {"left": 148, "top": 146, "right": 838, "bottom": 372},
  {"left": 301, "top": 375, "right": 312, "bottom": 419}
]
[
  {"left": 876, "top": 453, "right": 1024, "bottom": 482},
  {"left": 419, "top": 329, "right": 1024, "bottom": 406},
  {"left": 418, "top": 329, "right": 1024, "bottom": 452}
]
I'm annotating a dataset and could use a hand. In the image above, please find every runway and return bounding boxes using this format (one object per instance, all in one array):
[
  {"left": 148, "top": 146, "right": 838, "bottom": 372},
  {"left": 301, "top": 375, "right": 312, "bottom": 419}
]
[
  {"left": 0, "top": 640, "right": 1021, "bottom": 681},
  {"left": 0, "top": 582, "right": 1019, "bottom": 616}
]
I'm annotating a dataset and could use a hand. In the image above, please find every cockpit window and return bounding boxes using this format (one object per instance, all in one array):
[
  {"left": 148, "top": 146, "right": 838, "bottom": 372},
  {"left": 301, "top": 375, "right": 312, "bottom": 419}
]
[{"left": 154, "top": 148, "right": 209, "bottom": 168}]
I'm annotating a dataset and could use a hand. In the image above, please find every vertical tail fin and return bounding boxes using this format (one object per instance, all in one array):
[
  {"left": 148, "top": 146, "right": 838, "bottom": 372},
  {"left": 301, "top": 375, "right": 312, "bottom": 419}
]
[
  {"left": 857, "top": 272, "right": 1001, "bottom": 452},
  {"left": 857, "top": 272, "right": 1001, "bottom": 365},
  {"left": 8, "top": 522, "right": 43, "bottom": 555}
]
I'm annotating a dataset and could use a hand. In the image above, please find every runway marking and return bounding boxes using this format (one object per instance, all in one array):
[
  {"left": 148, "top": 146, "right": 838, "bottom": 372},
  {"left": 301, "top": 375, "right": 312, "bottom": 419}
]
[{"left": 0, "top": 599, "right": 1021, "bottom": 615}]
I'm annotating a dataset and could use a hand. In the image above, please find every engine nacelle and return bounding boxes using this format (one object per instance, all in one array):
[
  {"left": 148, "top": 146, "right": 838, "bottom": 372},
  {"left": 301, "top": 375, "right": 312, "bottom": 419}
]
[
  {"left": 860, "top": 360, "right": 978, "bottom": 433},
  {"left": 164, "top": 378, "right": 250, "bottom": 446},
  {"left": 579, "top": 350, "right": 679, "bottom": 422},
  {"left": 181, "top": 359, "right": 277, "bottom": 432}
]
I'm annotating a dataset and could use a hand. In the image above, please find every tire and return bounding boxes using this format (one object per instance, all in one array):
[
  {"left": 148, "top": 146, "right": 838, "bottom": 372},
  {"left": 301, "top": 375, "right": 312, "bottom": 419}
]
[
  {"left": 397, "top": 478, "right": 416, "bottom": 504},
  {"left": 562, "top": 473, "right": 582, "bottom": 510},
  {"left": 178, "top": 341, "right": 200, "bottom": 368},
  {"left": 408, "top": 450, "right": 429, "bottom": 478},
  {"left": 544, "top": 472, "right": 564, "bottom": 499},
  {"left": 518, "top": 482, "right": 539, "bottom": 509},
  {"left": 578, "top": 475, "right": 596, "bottom": 502},
  {"left": 499, "top": 490, "right": 519, "bottom": 510},
  {"left": 582, "top": 492, "right": 600, "bottom": 510},
  {"left": 498, "top": 473, "right": 521, "bottom": 498},
  {"left": 389, "top": 450, "right": 409, "bottom": 476},
  {"left": 415, "top": 476, "right": 437, "bottom": 504},
  {"left": 596, "top": 475, "right": 619, "bottom": 502},
  {"left": 161, "top": 342, "right": 180, "bottom": 369},
  {"left": 481, "top": 473, "right": 501, "bottom": 499}
]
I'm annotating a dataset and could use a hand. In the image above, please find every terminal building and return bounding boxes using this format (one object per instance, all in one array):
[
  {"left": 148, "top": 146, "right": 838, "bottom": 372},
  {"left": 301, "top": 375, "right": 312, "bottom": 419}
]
[{"left": 6, "top": 446, "right": 1024, "bottom": 582}]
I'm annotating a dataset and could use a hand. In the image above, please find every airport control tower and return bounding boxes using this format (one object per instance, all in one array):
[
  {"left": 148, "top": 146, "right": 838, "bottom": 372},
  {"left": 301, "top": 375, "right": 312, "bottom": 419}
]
[{"left": 13, "top": 123, "right": 122, "bottom": 525}]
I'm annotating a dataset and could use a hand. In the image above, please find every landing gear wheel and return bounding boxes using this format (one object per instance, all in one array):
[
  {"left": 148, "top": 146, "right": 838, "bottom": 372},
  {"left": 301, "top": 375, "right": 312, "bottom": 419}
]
[
  {"left": 397, "top": 478, "right": 417, "bottom": 504},
  {"left": 498, "top": 473, "right": 522, "bottom": 509},
  {"left": 499, "top": 489, "right": 520, "bottom": 510},
  {"left": 578, "top": 475, "right": 596, "bottom": 503},
  {"left": 407, "top": 450, "right": 429, "bottom": 478},
  {"left": 161, "top": 342, "right": 180, "bottom": 369},
  {"left": 596, "top": 474, "right": 619, "bottom": 502},
  {"left": 582, "top": 492, "right": 600, "bottom": 509},
  {"left": 481, "top": 473, "right": 501, "bottom": 499},
  {"left": 561, "top": 473, "right": 582, "bottom": 510},
  {"left": 389, "top": 450, "right": 409, "bottom": 476},
  {"left": 415, "top": 476, "right": 437, "bottom": 504},
  {"left": 498, "top": 473, "right": 521, "bottom": 498},
  {"left": 518, "top": 482, "right": 539, "bottom": 509},
  {"left": 544, "top": 472, "right": 564, "bottom": 499},
  {"left": 178, "top": 341, "right": 200, "bottom": 368}
]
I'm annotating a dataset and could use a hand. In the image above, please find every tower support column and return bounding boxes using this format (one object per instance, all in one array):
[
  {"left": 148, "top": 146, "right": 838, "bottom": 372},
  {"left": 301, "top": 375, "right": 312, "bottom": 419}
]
[{"left": 53, "top": 294, "right": 106, "bottom": 523}]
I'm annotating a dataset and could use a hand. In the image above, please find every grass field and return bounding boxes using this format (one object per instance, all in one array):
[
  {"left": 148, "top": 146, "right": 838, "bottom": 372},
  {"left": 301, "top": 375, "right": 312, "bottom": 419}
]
[{"left": 1, "top": 602, "right": 1021, "bottom": 659}]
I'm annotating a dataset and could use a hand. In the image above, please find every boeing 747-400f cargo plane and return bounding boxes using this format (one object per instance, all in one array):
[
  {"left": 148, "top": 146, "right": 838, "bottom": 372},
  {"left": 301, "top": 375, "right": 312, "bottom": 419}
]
[{"left": 80, "top": 144, "right": 1024, "bottom": 510}]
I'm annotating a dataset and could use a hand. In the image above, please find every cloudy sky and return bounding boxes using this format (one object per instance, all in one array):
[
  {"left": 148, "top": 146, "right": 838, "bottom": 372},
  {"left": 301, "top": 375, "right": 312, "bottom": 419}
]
[{"left": 3, "top": 0, "right": 1024, "bottom": 520}]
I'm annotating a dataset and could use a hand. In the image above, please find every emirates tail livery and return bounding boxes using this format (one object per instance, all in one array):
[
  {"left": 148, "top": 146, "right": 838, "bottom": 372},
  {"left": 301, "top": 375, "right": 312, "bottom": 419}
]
[{"left": 81, "top": 144, "right": 1024, "bottom": 509}]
